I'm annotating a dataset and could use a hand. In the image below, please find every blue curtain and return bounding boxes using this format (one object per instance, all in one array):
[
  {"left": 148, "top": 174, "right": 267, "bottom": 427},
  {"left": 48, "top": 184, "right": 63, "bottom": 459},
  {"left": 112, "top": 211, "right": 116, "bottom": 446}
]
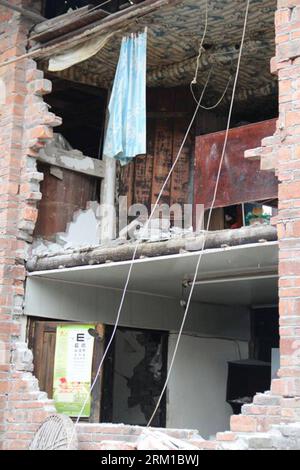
[{"left": 103, "top": 31, "right": 147, "bottom": 166}]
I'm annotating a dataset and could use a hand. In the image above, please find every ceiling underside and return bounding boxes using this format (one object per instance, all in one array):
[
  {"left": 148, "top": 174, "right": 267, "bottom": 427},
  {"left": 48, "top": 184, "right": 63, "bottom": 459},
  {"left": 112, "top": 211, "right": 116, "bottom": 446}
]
[
  {"left": 48, "top": 0, "right": 277, "bottom": 104},
  {"left": 29, "top": 242, "right": 279, "bottom": 306}
]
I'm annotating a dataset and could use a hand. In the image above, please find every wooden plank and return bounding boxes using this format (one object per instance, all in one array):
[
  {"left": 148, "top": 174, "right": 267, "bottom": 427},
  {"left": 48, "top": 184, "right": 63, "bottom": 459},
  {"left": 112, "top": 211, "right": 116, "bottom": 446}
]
[
  {"left": 31, "top": 322, "right": 57, "bottom": 398},
  {"left": 133, "top": 118, "right": 155, "bottom": 208},
  {"left": 34, "top": 164, "right": 97, "bottom": 238},
  {"left": 32, "top": 7, "right": 109, "bottom": 44},
  {"left": 100, "top": 325, "right": 115, "bottom": 422},
  {"left": 151, "top": 118, "right": 174, "bottom": 207},
  {"left": 41, "top": 330, "right": 56, "bottom": 398},
  {"left": 34, "top": 6, "right": 91, "bottom": 33},
  {"left": 90, "top": 325, "right": 105, "bottom": 423},
  {"left": 29, "top": 0, "right": 182, "bottom": 55},
  {"left": 118, "top": 161, "right": 134, "bottom": 209},
  {"left": 170, "top": 117, "right": 193, "bottom": 209},
  {"left": 194, "top": 119, "right": 278, "bottom": 210}
]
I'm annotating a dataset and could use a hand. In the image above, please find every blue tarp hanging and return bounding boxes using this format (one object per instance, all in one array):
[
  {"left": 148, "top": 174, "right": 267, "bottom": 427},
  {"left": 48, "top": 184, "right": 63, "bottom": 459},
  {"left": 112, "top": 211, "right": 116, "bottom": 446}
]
[{"left": 103, "top": 30, "right": 147, "bottom": 166}]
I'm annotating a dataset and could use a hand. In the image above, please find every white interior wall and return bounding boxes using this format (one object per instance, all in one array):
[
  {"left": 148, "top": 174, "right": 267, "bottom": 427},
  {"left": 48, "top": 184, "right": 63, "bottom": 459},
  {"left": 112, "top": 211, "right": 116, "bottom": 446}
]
[
  {"left": 25, "top": 277, "right": 250, "bottom": 433},
  {"left": 167, "top": 334, "right": 248, "bottom": 439},
  {"left": 25, "top": 277, "right": 251, "bottom": 340}
]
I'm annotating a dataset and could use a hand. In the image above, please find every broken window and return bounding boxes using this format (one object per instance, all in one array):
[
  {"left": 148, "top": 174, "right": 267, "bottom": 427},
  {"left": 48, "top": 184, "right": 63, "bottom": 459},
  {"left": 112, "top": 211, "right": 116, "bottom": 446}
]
[{"left": 102, "top": 327, "right": 168, "bottom": 427}]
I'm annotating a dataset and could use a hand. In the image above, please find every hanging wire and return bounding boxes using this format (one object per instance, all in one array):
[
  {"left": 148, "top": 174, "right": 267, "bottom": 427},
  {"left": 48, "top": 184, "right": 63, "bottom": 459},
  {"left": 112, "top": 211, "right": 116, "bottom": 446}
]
[
  {"left": 65, "top": 0, "right": 251, "bottom": 443},
  {"left": 67, "top": 65, "right": 214, "bottom": 448},
  {"left": 191, "top": 0, "right": 208, "bottom": 86},
  {"left": 189, "top": 0, "right": 233, "bottom": 111},
  {"left": 147, "top": 0, "right": 251, "bottom": 427},
  {"left": 190, "top": 72, "right": 233, "bottom": 110}
]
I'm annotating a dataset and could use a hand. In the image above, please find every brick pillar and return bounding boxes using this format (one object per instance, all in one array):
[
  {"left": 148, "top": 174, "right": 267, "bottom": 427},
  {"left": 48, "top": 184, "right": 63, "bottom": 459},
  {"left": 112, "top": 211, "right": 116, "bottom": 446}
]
[
  {"left": 268, "top": 0, "right": 300, "bottom": 398},
  {"left": 216, "top": 1, "right": 300, "bottom": 442},
  {"left": 0, "top": 1, "right": 60, "bottom": 450}
]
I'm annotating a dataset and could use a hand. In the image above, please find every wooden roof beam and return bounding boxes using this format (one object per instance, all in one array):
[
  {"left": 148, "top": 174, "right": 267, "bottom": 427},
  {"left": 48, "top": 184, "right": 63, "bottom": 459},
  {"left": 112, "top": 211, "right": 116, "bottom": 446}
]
[{"left": 29, "top": 0, "right": 183, "bottom": 56}]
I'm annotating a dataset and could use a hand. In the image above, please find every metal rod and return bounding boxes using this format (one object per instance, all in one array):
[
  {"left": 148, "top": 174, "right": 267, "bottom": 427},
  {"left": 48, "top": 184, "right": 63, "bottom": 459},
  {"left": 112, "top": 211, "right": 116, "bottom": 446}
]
[{"left": 0, "top": 0, "right": 45, "bottom": 22}]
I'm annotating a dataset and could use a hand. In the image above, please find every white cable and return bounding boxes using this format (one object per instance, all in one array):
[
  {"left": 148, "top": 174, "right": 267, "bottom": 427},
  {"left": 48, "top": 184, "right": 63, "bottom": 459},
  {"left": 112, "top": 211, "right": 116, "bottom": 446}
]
[
  {"left": 191, "top": 0, "right": 208, "bottom": 86},
  {"left": 190, "top": 1, "right": 230, "bottom": 112},
  {"left": 147, "top": 0, "right": 251, "bottom": 427},
  {"left": 67, "top": 66, "right": 214, "bottom": 448},
  {"left": 190, "top": 73, "right": 232, "bottom": 110}
]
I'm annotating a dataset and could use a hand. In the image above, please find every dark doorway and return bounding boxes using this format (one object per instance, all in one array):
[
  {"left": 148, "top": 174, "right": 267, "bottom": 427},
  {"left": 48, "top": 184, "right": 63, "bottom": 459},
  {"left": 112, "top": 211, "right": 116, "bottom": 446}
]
[
  {"left": 101, "top": 326, "right": 168, "bottom": 427},
  {"left": 43, "top": 1, "right": 139, "bottom": 19},
  {"left": 44, "top": 77, "right": 107, "bottom": 159}
]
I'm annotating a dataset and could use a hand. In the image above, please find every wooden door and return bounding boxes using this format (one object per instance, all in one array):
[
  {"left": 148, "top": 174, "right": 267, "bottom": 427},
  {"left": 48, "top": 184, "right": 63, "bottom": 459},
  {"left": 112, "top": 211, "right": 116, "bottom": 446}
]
[{"left": 28, "top": 320, "right": 104, "bottom": 423}]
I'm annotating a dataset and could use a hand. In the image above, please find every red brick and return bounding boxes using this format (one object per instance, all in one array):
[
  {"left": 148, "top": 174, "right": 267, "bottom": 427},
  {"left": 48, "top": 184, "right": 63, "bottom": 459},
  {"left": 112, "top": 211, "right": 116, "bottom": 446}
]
[
  {"left": 216, "top": 432, "right": 237, "bottom": 442},
  {"left": 230, "top": 415, "right": 258, "bottom": 433}
]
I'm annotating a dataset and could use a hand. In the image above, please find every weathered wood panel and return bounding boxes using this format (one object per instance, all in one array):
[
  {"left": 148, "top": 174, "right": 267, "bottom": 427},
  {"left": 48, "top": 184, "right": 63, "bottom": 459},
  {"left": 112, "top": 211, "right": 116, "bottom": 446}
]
[
  {"left": 151, "top": 118, "right": 174, "bottom": 205},
  {"left": 119, "top": 87, "right": 195, "bottom": 213},
  {"left": 194, "top": 119, "right": 278, "bottom": 209},
  {"left": 171, "top": 117, "right": 192, "bottom": 207},
  {"left": 34, "top": 164, "right": 97, "bottom": 239}
]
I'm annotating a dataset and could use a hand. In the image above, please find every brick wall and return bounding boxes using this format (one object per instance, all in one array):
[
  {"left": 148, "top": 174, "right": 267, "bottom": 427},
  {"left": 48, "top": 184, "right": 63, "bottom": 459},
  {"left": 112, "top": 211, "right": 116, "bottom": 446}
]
[
  {"left": 2, "top": 0, "right": 300, "bottom": 452},
  {"left": 254, "top": 0, "right": 300, "bottom": 401},
  {"left": 76, "top": 424, "right": 206, "bottom": 450},
  {"left": 0, "top": 1, "right": 60, "bottom": 450},
  {"left": 214, "top": 0, "right": 300, "bottom": 448}
]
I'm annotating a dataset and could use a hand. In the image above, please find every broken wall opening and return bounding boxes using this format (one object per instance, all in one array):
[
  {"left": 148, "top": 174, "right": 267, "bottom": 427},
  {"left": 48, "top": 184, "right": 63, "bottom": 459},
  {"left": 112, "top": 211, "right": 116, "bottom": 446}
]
[
  {"left": 33, "top": 77, "right": 108, "bottom": 240},
  {"left": 44, "top": 77, "right": 107, "bottom": 159},
  {"left": 25, "top": 234, "right": 279, "bottom": 439},
  {"left": 21, "top": 0, "right": 284, "bottom": 444},
  {"left": 26, "top": 304, "right": 279, "bottom": 439},
  {"left": 31, "top": 0, "right": 280, "bottom": 245}
]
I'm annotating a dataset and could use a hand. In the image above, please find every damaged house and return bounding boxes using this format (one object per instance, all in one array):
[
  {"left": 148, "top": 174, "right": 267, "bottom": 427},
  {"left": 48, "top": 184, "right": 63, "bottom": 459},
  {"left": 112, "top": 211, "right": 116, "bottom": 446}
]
[{"left": 1, "top": 0, "right": 300, "bottom": 451}]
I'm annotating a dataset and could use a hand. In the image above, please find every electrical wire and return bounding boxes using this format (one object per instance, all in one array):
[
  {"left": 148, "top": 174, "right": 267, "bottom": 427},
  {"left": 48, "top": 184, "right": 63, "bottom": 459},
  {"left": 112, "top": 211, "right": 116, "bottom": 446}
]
[
  {"left": 70, "top": 0, "right": 237, "bottom": 443},
  {"left": 67, "top": 66, "right": 214, "bottom": 448},
  {"left": 191, "top": 0, "right": 208, "bottom": 86},
  {"left": 70, "top": 6, "right": 212, "bottom": 436},
  {"left": 190, "top": 0, "right": 231, "bottom": 111},
  {"left": 190, "top": 72, "right": 232, "bottom": 110},
  {"left": 147, "top": 0, "right": 251, "bottom": 427},
  {"left": 68, "top": 0, "right": 250, "bottom": 439}
]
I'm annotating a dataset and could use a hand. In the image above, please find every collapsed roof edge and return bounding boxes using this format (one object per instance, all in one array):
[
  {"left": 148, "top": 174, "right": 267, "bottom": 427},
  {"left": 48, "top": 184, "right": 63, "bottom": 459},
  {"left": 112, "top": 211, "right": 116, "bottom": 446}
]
[{"left": 27, "top": 225, "right": 278, "bottom": 273}]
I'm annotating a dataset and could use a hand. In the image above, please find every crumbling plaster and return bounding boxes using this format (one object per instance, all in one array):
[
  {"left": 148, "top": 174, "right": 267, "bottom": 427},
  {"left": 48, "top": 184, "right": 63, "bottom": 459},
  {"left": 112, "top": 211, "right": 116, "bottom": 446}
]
[{"left": 38, "top": 133, "right": 105, "bottom": 178}]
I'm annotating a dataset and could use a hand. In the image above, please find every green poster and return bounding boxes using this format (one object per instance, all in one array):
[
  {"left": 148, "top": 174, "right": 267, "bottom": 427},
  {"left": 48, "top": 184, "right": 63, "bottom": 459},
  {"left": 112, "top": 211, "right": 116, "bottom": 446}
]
[{"left": 53, "top": 325, "right": 94, "bottom": 418}]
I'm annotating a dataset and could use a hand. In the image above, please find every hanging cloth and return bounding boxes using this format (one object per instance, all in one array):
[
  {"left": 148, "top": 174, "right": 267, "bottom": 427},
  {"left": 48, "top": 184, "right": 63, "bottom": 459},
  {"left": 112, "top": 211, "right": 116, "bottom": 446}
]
[
  {"left": 48, "top": 33, "right": 114, "bottom": 72},
  {"left": 103, "top": 30, "right": 147, "bottom": 166}
]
